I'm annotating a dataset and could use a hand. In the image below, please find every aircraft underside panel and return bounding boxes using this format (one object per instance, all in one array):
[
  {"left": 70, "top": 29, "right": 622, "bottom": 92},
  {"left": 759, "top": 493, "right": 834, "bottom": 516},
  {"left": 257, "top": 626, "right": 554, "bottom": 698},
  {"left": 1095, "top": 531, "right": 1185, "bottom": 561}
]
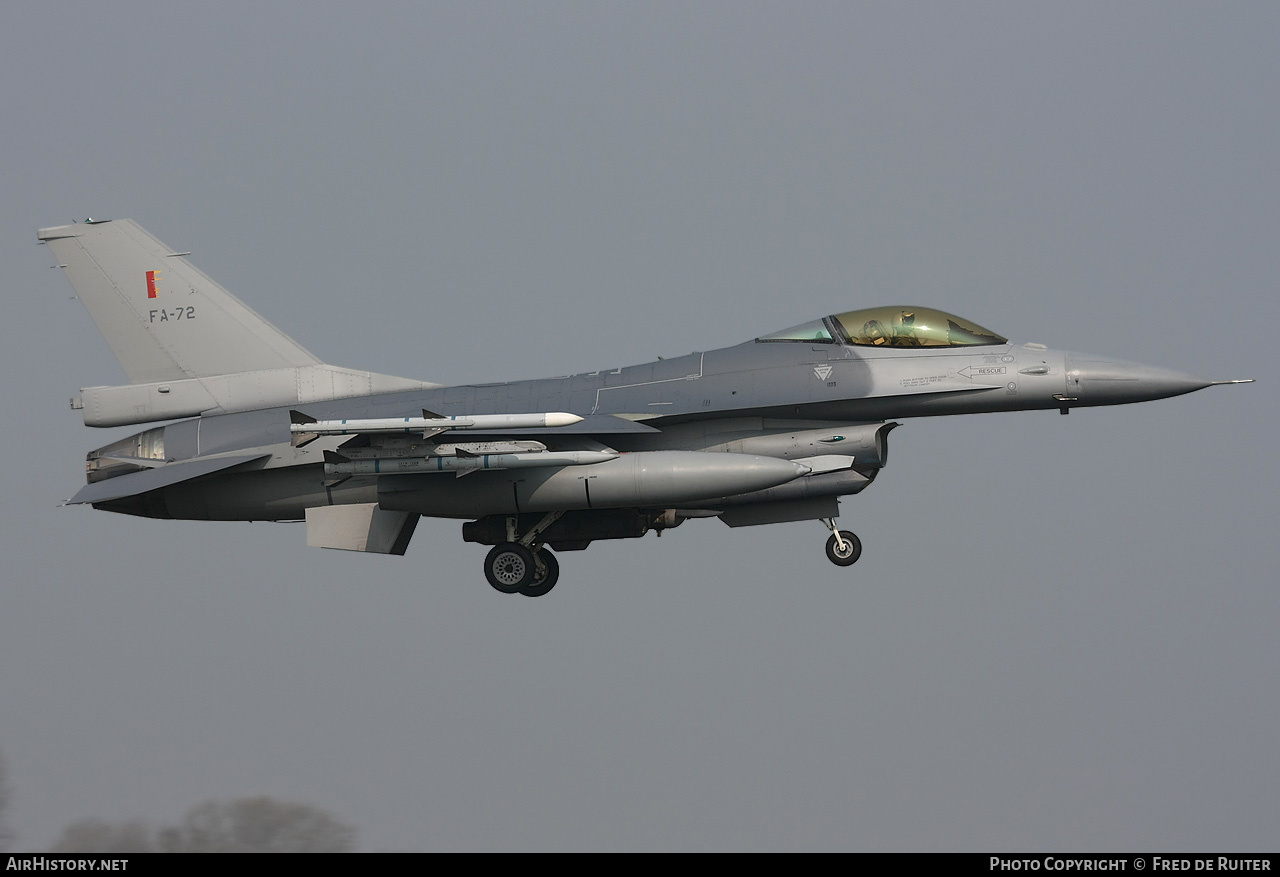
[
  {"left": 461, "top": 509, "right": 669, "bottom": 548},
  {"left": 718, "top": 496, "right": 840, "bottom": 527}
]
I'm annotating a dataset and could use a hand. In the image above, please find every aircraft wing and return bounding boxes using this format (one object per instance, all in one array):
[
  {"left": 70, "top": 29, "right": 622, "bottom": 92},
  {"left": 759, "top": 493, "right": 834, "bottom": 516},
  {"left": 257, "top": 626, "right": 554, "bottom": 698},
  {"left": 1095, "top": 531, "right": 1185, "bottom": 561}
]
[{"left": 67, "top": 453, "right": 271, "bottom": 505}]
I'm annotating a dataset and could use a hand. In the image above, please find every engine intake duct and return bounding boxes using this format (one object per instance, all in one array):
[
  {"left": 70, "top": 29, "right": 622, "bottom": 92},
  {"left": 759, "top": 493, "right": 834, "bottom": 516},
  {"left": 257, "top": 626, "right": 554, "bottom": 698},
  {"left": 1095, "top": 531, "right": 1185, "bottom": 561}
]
[{"left": 711, "top": 421, "right": 897, "bottom": 469}]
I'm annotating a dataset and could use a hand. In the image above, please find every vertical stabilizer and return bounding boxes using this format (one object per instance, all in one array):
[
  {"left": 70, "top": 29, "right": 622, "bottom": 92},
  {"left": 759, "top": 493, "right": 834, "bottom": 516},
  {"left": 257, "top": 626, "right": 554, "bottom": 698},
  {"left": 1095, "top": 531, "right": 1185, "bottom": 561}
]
[{"left": 39, "top": 219, "right": 321, "bottom": 384}]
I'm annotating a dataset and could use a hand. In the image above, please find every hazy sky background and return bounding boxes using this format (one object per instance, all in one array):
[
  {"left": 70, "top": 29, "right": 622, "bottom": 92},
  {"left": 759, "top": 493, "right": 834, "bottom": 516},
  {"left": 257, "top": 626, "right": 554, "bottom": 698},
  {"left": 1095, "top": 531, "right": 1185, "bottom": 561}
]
[{"left": 2, "top": 2, "right": 1275, "bottom": 851}]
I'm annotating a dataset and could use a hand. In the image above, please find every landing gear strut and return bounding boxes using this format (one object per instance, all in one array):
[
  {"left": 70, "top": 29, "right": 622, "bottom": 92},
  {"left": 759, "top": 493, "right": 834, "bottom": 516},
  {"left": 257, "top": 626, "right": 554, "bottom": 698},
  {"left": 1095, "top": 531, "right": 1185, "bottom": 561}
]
[
  {"left": 520, "top": 548, "right": 559, "bottom": 598},
  {"left": 483, "top": 513, "right": 564, "bottom": 597},
  {"left": 821, "top": 518, "right": 862, "bottom": 567}
]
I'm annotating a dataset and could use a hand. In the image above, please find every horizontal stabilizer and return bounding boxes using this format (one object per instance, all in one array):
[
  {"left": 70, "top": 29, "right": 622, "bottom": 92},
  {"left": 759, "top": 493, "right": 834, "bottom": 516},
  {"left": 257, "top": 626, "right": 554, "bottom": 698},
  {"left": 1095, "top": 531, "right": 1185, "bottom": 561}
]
[
  {"left": 305, "top": 503, "right": 419, "bottom": 555},
  {"left": 68, "top": 453, "right": 269, "bottom": 505}
]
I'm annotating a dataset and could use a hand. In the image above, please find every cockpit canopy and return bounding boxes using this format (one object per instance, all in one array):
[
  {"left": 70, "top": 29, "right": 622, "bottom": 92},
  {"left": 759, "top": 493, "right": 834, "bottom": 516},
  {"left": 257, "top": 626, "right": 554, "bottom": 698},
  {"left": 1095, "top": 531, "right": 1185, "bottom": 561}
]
[{"left": 758, "top": 306, "right": 1007, "bottom": 349}]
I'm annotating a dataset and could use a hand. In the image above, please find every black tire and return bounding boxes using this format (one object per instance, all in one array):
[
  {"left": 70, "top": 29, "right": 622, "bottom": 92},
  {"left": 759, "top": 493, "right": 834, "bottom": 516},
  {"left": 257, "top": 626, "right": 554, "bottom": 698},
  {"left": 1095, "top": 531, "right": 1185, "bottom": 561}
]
[
  {"left": 825, "top": 531, "right": 862, "bottom": 567},
  {"left": 485, "top": 542, "right": 536, "bottom": 593},
  {"left": 519, "top": 549, "right": 560, "bottom": 598}
]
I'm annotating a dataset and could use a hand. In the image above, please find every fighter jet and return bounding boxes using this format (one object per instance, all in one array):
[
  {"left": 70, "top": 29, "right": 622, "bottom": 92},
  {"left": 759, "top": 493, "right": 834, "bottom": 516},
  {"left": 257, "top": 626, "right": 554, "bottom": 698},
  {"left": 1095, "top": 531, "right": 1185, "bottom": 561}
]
[{"left": 39, "top": 219, "right": 1252, "bottom": 596}]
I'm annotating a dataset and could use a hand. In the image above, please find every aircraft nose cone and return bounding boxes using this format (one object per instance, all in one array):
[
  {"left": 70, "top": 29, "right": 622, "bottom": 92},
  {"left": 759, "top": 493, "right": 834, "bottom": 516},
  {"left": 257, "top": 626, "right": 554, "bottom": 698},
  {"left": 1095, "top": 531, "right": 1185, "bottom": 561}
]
[{"left": 1065, "top": 354, "right": 1213, "bottom": 404}]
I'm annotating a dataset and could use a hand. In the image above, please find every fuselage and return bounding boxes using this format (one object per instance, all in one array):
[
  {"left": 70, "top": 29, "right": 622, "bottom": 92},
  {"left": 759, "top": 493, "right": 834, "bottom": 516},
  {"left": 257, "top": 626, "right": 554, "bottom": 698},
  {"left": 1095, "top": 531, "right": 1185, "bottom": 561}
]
[{"left": 85, "top": 331, "right": 1214, "bottom": 523}]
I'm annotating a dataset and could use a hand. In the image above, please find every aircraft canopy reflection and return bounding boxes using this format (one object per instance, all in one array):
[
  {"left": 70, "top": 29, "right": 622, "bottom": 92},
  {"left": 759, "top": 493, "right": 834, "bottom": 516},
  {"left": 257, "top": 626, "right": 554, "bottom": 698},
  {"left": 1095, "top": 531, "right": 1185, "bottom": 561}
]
[{"left": 759, "top": 306, "right": 1008, "bottom": 348}]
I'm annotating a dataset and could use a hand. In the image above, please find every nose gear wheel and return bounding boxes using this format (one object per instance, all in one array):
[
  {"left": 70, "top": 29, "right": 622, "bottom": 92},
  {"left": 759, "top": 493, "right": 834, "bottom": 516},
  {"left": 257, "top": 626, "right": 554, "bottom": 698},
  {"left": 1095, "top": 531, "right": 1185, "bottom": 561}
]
[
  {"left": 825, "top": 530, "right": 862, "bottom": 566},
  {"left": 820, "top": 518, "right": 862, "bottom": 567}
]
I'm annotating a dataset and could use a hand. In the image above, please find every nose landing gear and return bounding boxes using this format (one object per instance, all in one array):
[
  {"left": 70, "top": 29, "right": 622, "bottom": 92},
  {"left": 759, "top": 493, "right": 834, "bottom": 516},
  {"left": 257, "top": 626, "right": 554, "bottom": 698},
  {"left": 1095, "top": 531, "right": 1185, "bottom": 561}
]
[{"left": 821, "top": 518, "right": 862, "bottom": 567}]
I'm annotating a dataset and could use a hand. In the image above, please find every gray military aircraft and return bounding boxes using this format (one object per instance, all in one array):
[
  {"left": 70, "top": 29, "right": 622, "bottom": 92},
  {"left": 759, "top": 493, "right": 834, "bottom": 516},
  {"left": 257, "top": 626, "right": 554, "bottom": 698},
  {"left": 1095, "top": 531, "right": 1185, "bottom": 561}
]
[{"left": 40, "top": 218, "right": 1252, "bottom": 596}]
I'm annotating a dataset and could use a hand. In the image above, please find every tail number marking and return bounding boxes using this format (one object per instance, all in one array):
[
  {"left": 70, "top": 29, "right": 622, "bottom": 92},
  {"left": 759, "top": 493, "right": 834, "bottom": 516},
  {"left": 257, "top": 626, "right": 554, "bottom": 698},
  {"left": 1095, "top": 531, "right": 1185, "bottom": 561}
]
[{"left": 149, "top": 307, "right": 196, "bottom": 322}]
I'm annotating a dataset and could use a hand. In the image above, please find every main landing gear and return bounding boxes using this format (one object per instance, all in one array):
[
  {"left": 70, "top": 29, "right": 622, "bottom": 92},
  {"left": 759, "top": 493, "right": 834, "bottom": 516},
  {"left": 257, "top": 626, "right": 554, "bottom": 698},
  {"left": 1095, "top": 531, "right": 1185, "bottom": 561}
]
[
  {"left": 483, "top": 512, "right": 564, "bottom": 597},
  {"left": 484, "top": 543, "right": 560, "bottom": 596},
  {"left": 821, "top": 518, "right": 862, "bottom": 567},
  {"left": 480, "top": 511, "right": 861, "bottom": 592}
]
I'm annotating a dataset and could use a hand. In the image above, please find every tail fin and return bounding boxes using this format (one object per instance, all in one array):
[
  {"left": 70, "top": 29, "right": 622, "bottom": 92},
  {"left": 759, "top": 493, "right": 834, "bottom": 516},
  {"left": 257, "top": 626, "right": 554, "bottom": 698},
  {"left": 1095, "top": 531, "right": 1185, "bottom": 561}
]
[
  {"left": 41, "top": 218, "right": 436, "bottom": 427},
  {"left": 39, "top": 219, "right": 320, "bottom": 383}
]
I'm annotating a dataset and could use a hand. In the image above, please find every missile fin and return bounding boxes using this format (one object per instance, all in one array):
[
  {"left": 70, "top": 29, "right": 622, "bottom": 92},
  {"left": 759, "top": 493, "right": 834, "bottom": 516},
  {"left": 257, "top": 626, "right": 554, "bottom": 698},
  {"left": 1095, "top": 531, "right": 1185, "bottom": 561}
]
[{"left": 289, "top": 409, "right": 320, "bottom": 447}]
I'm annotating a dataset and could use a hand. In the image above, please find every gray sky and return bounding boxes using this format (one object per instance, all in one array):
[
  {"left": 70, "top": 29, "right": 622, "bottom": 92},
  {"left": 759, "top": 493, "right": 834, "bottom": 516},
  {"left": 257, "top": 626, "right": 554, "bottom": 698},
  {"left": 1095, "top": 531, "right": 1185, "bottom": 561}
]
[{"left": 2, "top": 1, "right": 1275, "bottom": 852}]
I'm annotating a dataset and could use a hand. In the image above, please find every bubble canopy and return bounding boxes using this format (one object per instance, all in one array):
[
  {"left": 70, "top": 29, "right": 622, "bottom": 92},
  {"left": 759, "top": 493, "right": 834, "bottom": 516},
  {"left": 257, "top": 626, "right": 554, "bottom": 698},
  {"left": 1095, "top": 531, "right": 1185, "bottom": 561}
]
[{"left": 757, "top": 306, "right": 1007, "bottom": 349}]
